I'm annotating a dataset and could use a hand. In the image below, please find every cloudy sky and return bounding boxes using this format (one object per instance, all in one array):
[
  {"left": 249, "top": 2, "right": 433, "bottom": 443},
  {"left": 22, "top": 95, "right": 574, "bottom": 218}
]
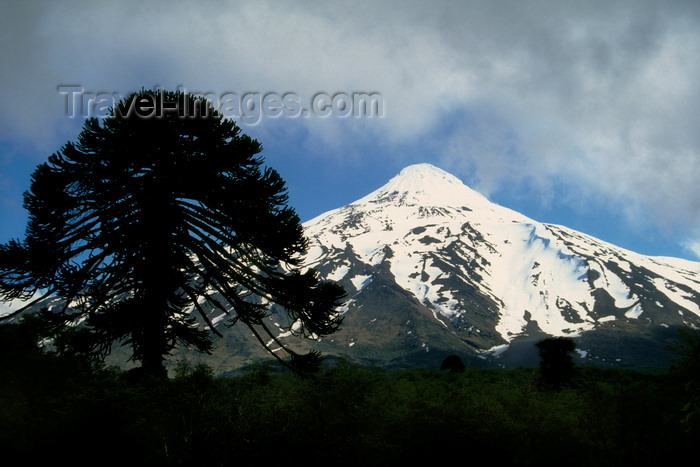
[{"left": 1, "top": 0, "right": 699, "bottom": 262}]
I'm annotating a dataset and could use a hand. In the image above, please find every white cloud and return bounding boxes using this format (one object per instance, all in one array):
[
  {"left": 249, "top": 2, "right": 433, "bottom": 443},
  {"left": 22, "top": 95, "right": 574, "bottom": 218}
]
[
  {"left": 684, "top": 239, "right": 700, "bottom": 261},
  {"left": 1, "top": 0, "right": 699, "bottom": 255}
]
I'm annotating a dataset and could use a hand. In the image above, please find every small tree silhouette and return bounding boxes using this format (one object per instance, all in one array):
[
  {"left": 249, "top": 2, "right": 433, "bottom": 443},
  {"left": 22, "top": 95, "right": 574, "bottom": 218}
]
[
  {"left": 535, "top": 337, "right": 576, "bottom": 388},
  {"left": 440, "top": 354, "right": 466, "bottom": 373},
  {"left": 669, "top": 326, "right": 700, "bottom": 381},
  {"left": 668, "top": 326, "right": 700, "bottom": 435}
]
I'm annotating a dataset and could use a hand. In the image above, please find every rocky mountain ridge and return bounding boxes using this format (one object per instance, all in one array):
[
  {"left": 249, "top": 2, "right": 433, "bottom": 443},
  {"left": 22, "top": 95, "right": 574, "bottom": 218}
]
[
  {"left": 5, "top": 163, "right": 699, "bottom": 373},
  {"left": 290, "top": 163, "right": 700, "bottom": 370}
]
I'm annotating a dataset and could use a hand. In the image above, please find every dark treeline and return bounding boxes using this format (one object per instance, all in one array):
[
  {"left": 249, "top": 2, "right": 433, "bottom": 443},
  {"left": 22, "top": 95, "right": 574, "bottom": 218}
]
[{"left": 1, "top": 319, "right": 697, "bottom": 467}]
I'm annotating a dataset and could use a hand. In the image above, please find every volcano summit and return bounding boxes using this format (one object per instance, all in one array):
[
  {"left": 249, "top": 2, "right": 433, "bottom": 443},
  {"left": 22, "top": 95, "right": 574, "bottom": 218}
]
[{"left": 297, "top": 163, "right": 700, "bottom": 369}]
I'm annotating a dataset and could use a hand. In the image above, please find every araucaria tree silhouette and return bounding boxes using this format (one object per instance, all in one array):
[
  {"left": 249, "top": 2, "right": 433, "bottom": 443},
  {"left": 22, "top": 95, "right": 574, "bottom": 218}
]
[{"left": 0, "top": 89, "right": 345, "bottom": 378}]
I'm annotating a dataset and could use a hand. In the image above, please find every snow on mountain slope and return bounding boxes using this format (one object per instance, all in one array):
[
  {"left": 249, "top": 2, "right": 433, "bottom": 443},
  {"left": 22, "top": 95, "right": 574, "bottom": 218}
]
[
  {"left": 300, "top": 163, "right": 700, "bottom": 361},
  {"left": 5, "top": 163, "right": 696, "bottom": 371}
]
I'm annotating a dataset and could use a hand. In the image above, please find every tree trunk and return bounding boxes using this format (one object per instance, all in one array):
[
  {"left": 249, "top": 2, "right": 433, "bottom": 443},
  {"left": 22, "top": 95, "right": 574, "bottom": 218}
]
[{"left": 139, "top": 306, "right": 168, "bottom": 379}]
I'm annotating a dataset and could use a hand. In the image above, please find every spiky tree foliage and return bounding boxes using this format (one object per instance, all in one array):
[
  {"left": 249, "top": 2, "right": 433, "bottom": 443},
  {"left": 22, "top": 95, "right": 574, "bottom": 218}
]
[{"left": 0, "top": 89, "right": 345, "bottom": 377}]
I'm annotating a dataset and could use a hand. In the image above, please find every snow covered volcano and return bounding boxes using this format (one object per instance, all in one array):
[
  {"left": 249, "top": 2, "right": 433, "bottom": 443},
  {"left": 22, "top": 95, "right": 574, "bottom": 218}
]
[
  {"left": 10, "top": 163, "right": 697, "bottom": 372},
  {"left": 298, "top": 163, "right": 700, "bottom": 369}
]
